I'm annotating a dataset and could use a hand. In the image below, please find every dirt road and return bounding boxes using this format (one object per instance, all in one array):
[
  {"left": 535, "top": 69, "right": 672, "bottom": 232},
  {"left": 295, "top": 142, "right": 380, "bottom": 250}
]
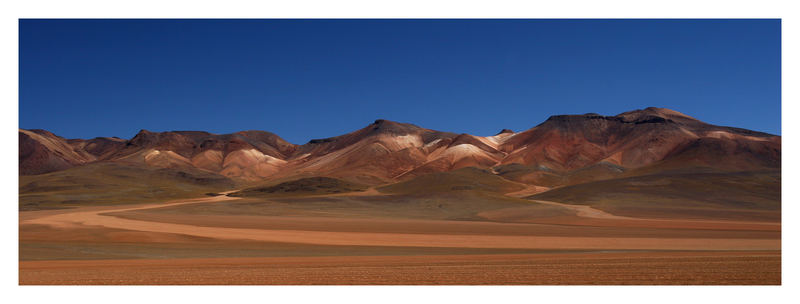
[
  {"left": 529, "top": 200, "right": 634, "bottom": 220},
  {"left": 22, "top": 193, "right": 780, "bottom": 251}
]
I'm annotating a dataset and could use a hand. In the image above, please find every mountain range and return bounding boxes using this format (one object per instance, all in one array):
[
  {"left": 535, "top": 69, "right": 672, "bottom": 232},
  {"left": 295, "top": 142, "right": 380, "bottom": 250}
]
[
  {"left": 20, "top": 107, "right": 780, "bottom": 187},
  {"left": 18, "top": 106, "right": 782, "bottom": 226}
]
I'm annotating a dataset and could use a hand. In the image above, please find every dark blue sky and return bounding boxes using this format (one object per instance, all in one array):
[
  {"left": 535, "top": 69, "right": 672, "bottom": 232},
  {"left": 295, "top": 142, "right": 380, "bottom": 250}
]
[{"left": 20, "top": 19, "right": 781, "bottom": 144}]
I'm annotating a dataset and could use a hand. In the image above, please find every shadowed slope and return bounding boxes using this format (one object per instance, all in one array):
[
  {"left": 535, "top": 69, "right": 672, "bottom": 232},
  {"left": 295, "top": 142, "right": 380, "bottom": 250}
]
[
  {"left": 529, "top": 170, "right": 780, "bottom": 221},
  {"left": 230, "top": 177, "right": 369, "bottom": 197},
  {"left": 19, "top": 162, "right": 237, "bottom": 210},
  {"left": 378, "top": 167, "right": 524, "bottom": 195},
  {"left": 19, "top": 129, "right": 97, "bottom": 175}
]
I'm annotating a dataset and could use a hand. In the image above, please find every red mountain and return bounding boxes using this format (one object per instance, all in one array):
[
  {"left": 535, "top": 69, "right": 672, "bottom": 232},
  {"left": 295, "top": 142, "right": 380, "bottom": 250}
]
[
  {"left": 19, "top": 108, "right": 780, "bottom": 187},
  {"left": 494, "top": 107, "right": 779, "bottom": 185}
]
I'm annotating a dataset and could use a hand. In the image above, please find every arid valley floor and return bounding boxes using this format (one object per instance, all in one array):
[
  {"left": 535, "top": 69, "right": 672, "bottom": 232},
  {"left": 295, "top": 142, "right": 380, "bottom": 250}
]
[
  {"left": 17, "top": 15, "right": 786, "bottom": 290},
  {"left": 19, "top": 184, "right": 780, "bottom": 285},
  {"left": 19, "top": 108, "right": 781, "bottom": 284}
]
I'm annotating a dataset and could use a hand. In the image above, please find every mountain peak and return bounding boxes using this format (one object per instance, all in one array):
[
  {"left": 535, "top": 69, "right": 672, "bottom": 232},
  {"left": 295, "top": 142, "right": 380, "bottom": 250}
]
[
  {"left": 496, "top": 129, "right": 514, "bottom": 135},
  {"left": 370, "top": 119, "right": 409, "bottom": 129},
  {"left": 366, "top": 119, "right": 424, "bottom": 136},
  {"left": 616, "top": 107, "right": 697, "bottom": 122},
  {"left": 25, "top": 129, "right": 63, "bottom": 139}
]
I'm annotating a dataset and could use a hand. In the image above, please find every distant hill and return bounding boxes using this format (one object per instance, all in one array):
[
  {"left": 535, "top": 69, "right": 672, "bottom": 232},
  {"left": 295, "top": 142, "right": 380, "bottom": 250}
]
[
  {"left": 20, "top": 107, "right": 780, "bottom": 189},
  {"left": 529, "top": 170, "right": 780, "bottom": 221},
  {"left": 230, "top": 177, "right": 368, "bottom": 197},
  {"left": 19, "top": 162, "right": 237, "bottom": 210}
]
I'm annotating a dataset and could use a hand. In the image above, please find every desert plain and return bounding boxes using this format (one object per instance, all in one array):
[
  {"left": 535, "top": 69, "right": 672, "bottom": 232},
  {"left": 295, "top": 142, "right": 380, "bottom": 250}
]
[
  {"left": 19, "top": 108, "right": 781, "bottom": 284},
  {"left": 19, "top": 181, "right": 780, "bottom": 285}
]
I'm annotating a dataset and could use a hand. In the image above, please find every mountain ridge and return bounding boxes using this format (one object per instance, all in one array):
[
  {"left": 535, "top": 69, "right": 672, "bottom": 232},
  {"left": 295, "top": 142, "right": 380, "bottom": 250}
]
[{"left": 19, "top": 107, "right": 781, "bottom": 188}]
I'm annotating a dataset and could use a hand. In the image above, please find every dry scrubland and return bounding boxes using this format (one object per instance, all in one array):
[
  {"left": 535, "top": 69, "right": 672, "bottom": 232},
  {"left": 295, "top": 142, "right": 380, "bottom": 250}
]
[{"left": 19, "top": 169, "right": 780, "bottom": 285}]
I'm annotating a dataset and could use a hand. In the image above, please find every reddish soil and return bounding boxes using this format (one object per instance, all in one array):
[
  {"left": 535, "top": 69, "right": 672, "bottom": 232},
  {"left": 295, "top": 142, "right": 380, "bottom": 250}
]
[
  {"left": 19, "top": 192, "right": 781, "bottom": 285},
  {"left": 22, "top": 196, "right": 779, "bottom": 251},
  {"left": 19, "top": 251, "right": 780, "bottom": 285}
]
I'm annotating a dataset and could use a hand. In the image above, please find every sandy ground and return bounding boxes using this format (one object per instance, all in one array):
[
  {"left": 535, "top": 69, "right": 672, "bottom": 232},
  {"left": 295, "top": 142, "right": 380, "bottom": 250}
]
[
  {"left": 107, "top": 212, "right": 779, "bottom": 239},
  {"left": 529, "top": 200, "right": 634, "bottom": 220},
  {"left": 19, "top": 190, "right": 781, "bottom": 284},
  {"left": 19, "top": 251, "right": 780, "bottom": 285},
  {"left": 22, "top": 195, "right": 779, "bottom": 251},
  {"left": 504, "top": 185, "right": 551, "bottom": 197}
]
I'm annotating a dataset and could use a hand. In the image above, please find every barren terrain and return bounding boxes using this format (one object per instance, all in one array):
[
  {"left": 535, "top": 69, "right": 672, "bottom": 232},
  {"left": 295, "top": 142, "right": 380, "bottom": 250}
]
[
  {"left": 20, "top": 188, "right": 780, "bottom": 284},
  {"left": 20, "top": 252, "right": 779, "bottom": 285},
  {"left": 18, "top": 108, "right": 781, "bottom": 285}
]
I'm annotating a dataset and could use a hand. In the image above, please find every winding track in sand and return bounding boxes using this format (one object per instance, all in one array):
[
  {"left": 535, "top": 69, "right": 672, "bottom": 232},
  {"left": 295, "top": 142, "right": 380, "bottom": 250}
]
[
  {"left": 528, "top": 200, "right": 633, "bottom": 220},
  {"left": 22, "top": 190, "right": 780, "bottom": 251},
  {"left": 506, "top": 185, "right": 781, "bottom": 226}
]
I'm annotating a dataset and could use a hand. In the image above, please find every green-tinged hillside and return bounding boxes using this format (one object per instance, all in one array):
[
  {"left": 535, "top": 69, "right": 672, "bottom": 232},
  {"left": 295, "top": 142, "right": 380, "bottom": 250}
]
[
  {"left": 493, "top": 162, "right": 627, "bottom": 187},
  {"left": 229, "top": 177, "right": 369, "bottom": 197},
  {"left": 19, "top": 162, "right": 237, "bottom": 210},
  {"left": 129, "top": 190, "right": 569, "bottom": 222},
  {"left": 529, "top": 170, "right": 780, "bottom": 221}
]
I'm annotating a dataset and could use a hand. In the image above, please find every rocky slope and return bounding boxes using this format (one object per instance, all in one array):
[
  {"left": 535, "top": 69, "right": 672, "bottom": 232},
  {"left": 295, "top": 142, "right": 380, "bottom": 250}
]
[{"left": 19, "top": 107, "right": 780, "bottom": 187}]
